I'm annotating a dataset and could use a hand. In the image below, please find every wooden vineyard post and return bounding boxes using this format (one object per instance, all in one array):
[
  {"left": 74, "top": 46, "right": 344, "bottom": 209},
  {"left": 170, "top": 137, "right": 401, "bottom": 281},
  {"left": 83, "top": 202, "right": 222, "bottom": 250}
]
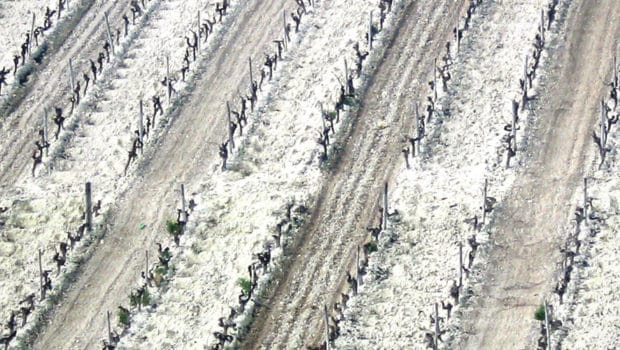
[
  {"left": 277, "top": 229, "right": 283, "bottom": 252},
  {"left": 356, "top": 245, "right": 362, "bottom": 287},
  {"left": 104, "top": 11, "right": 115, "bottom": 55},
  {"left": 145, "top": 250, "right": 149, "bottom": 280},
  {"left": 180, "top": 184, "right": 187, "bottom": 223},
  {"left": 43, "top": 108, "right": 49, "bottom": 156},
  {"left": 522, "top": 56, "right": 528, "bottom": 110},
  {"left": 344, "top": 58, "right": 349, "bottom": 94},
  {"left": 29, "top": 13, "right": 36, "bottom": 56},
  {"left": 544, "top": 300, "right": 551, "bottom": 350},
  {"left": 512, "top": 99, "right": 519, "bottom": 152},
  {"left": 459, "top": 241, "right": 463, "bottom": 288},
  {"left": 320, "top": 102, "right": 327, "bottom": 132},
  {"left": 583, "top": 177, "right": 588, "bottom": 227},
  {"left": 368, "top": 11, "right": 373, "bottom": 50},
  {"left": 456, "top": 20, "right": 461, "bottom": 54},
  {"left": 412, "top": 103, "right": 418, "bottom": 158},
  {"left": 382, "top": 182, "right": 388, "bottom": 230},
  {"left": 249, "top": 57, "right": 254, "bottom": 89},
  {"left": 249, "top": 266, "right": 255, "bottom": 294},
  {"left": 415, "top": 101, "right": 421, "bottom": 155},
  {"left": 166, "top": 55, "right": 171, "bottom": 105},
  {"left": 323, "top": 304, "right": 330, "bottom": 350},
  {"left": 540, "top": 9, "right": 545, "bottom": 43},
  {"left": 601, "top": 99, "right": 607, "bottom": 148},
  {"left": 433, "top": 58, "right": 438, "bottom": 100},
  {"left": 39, "top": 249, "right": 44, "bottom": 301},
  {"left": 482, "top": 179, "right": 488, "bottom": 225},
  {"left": 434, "top": 302, "right": 439, "bottom": 350},
  {"left": 69, "top": 58, "right": 76, "bottom": 92},
  {"left": 283, "top": 10, "right": 288, "bottom": 47},
  {"left": 138, "top": 100, "right": 144, "bottom": 144},
  {"left": 85, "top": 182, "right": 93, "bottom": 231},
  {"left": 614, "top": 53, "right": 618, "bottom": 91},
  {"left": 197, "top": 11, "right": 201, "bottom": 52},
  {"left": 107, "top": 311, "right": 113, "bottom": 345},
  {"left": 226, "top": 101, "right": 234, "bottom": 152}
]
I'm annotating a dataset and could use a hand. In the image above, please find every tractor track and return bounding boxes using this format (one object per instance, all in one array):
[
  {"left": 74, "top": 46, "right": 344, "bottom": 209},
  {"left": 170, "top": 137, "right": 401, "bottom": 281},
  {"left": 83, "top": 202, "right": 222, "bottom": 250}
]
[
  {"left": 30, "top": 0, "right": 305, "bottom": 348},
  {"left": 243, "top": 0, "right": 467, "bottom": 348},
  {"left": 458, "top": 0, "right": 620, "bottom": 348},
  {"left": 0, "top": 0, "right": 144, "bottom": 186},
  {"left": 0, "top": 0, "right": 151, "bottom": 330}
]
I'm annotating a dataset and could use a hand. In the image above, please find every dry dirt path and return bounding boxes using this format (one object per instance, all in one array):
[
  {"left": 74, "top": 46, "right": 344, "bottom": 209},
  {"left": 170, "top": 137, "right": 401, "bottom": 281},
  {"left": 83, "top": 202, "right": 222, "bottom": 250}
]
[
  {"left": 0, "top": 0, "right": 136, "bottom": 185},
  {"left": 458, "top": 0, "right": 620, "bottom": 348},
  {"left": 243, "top": 1, "right": 466, "bottom": 348},
  {"left": 32, "top": 1, "right": 294, "bottom": 349}
]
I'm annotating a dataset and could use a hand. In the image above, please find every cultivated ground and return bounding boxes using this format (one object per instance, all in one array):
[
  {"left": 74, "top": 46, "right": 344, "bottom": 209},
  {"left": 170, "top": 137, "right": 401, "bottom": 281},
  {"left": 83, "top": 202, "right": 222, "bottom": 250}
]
[
  {"left": 245, "top": 0, "right": 467, "bottom": 348},
  {"left": 32, "top": 1, "right": 292, "bottom": 349},
  {"left": 457, "top": 0, "right": 620, "bottom": 349},
  {"left": 0, "top": 0, "right": 69, "bottom": 89},
  {"left": 0, "top": 0, "right": 151, "bottom": 331},
  {"left": 1, "top": 0, "right": 619, "bottom": 349},
  {"left": 334, "top": 0, "right": 545, "bottom": 347}
]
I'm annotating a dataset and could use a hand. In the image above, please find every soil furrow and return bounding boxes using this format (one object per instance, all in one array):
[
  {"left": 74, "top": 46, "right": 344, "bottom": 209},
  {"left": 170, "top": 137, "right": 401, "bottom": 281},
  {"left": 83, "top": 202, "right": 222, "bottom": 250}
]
[
  {"left": 244, "top": 0, "right": 466, "bottom": 348},
  {"left": 32, "top": 1, "right": 296, "bottom": 348},
  {"left": 458, "top": 0, "right": 620, "bottom": 348}
]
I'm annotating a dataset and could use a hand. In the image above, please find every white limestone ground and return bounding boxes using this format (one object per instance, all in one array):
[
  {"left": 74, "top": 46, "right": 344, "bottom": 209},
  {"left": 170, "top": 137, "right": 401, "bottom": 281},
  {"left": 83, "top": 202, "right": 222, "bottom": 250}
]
[
  {"left": 6, "top": 0, "right": 612, "bottom": 349},
  {"left": 333, "top": 0, "right": 549, "bottom": 348},
  {"left": 0, "top": 0, "right": 235, "bottom": 342},
  {"left": 0, "top": 0, "right": 80, "bottom": 92},
  {"left": 0, "top": 0, "right": 391, "bottom": 347},
  {"left": 552, "top": 88, "right": 620, "bottom": 350},
  {"left": 115, "top": 0, "right": 401, "bottom": 348}
]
